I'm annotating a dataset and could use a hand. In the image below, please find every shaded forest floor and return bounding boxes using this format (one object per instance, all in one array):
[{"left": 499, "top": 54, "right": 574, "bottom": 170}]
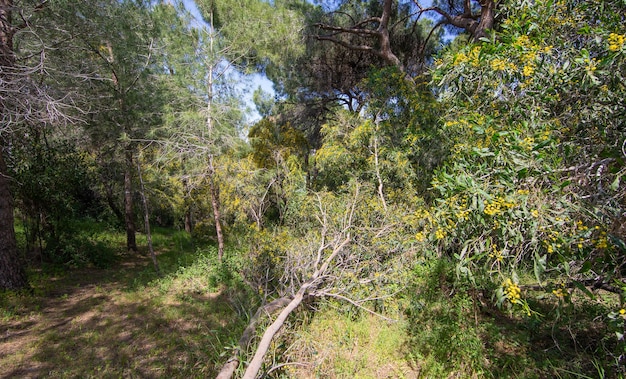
[{"left": 0, "top": 231, "right": 246, "bottom": 378}]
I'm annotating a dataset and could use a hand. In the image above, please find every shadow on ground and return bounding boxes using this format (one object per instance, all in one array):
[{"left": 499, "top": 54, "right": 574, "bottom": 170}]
[{"left": 0, "top": 248, "right": 248, "bottom": 378}]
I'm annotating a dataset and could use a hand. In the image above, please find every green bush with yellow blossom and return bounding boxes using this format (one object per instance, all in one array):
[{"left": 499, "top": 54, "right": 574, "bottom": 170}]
[{"left": 415, "top": 0, "right": 626, "bottom": 369}]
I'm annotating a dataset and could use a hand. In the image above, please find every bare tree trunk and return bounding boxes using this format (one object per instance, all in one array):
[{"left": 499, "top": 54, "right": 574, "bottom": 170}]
[
  {"left": 473, "top": 0, "right": 496, "bottom": 41},
  {"left": 184, "top": 210, "right": 193, "bottom": 233},
  {"left": 204, "top": 11, "right": 224, "bottom": 262},
  {"left": 242, "top": 289, "right": 307, "bottom": 379},
  {"left": 315, "top": 0, "right": 403, "bottom": 71},
  {"left": 208, "top": 156, "right": 224, "bottom": 261},
  {"left": 416, "top": 0, "right": 496, "bottom": 42},
  {"left": 124, "top": 147, "right": 138, "bottom": 252},
  {"left": 215, "top": 297, "right": 292, "bottom": 379},
  {"left": 233, "top": 189, "right": 357, "bottom": 378},
  {"left": 182, "top": 177, "right": 194, "bottom": 234},
  {"left": 103, "top": 180, "right": 125, "bottom": 225},
  {"left": 137, "top": 160, "right": 159, "bottom": 274},
  {"left": 372, "top": 135, "right": 387, "bottom": 211},
  {"left": 0, "top": 150, "right": 29, "bottom": 291}
]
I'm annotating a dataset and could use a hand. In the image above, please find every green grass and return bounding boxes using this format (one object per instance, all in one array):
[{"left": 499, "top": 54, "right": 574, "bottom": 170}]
[
  {"left": 274, "top": 306, "right": 414, "bottom": 379},
  {"left": 3, "top": 223, "right": 623, "bottom": 378},
  {"left": 0, "top": 225, "right": 253, "bottom": 378}
]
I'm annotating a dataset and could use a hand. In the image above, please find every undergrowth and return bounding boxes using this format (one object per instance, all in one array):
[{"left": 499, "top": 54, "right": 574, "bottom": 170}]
[
  {"left": 405, "top": 258, "right": 619, "bottom": 378},
  {"left": 3, "top": 224, "right": 623, "bottom": 378}
]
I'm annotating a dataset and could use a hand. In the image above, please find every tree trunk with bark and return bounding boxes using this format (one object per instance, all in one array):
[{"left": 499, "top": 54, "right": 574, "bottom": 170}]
[
  {"left": 124, "top": 147, "right": 137, "bottom": 252},
  {"left": 0, "top": 151, "right": 29, "bottom": 290},
  {"left": 208, "top": 156, "right": 224, "bottom": 261},
  {"left": 137, "top": 160, "right": 159, "bottom": 274},
  {"left": 182, "top": 177, "right": 194, "bottom": 234},
  {"left": 0, "top": 0, "right": 29, "bottom": 291}
]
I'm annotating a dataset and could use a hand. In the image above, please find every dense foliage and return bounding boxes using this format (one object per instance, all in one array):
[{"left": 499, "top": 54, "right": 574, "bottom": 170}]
[{"left": 1, "top": 0, "right": 625, "bottom": 377}]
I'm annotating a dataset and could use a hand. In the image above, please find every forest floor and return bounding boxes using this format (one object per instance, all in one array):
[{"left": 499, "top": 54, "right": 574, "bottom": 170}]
[
  {"left": 0, "top": 235, "right": 245, "bottom": 379},
  {"left": 0, "top": 229, "right": 620, "bottom": 378}
]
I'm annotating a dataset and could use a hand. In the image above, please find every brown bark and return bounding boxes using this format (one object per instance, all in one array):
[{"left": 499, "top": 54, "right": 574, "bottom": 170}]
[
  {"left": 416, "top": 0, "right": 496, "bottom": 42},
  {"left": 182, "top": 177, "right": 193, "bottom": 234},
  {"left": 184, "top": 211, "right": 193, "bottom": 233},
  {"left": 0, "top": 150, "right": 29, "bottom": 290},
  {"left": 0, "top": 0, "right": 15, "bottom": 68},
  {"left": 137, "top": 161, "right": 159, "bottom": 274},
  {"left": 124, "top": 147, "right": 137, "bottom": 252},
  {"left": 208, "top": 156, "right": 224, "bottom": 262},
  {"left": 103, "top": 180, "right": 124, "bottom": 225},
  {"left": 474, "top": 0, "right": 496, "bottom": 41},
  {"left": 315, "top": 0, "right": 403, "bottom": 71},
  {"left": 0, "top": 0, "right": 29, "bottom": 291}
]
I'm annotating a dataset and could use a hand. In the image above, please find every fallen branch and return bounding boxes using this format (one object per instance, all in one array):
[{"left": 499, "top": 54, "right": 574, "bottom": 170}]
[
  {"left": 218, "top": 184, "right": 397, "bottom": 379},
  {"left": 216, "top": 296, "right": 292, "bottom": 379},
  {"left": 242, "top": 286, "right": 309, "bottom": 378}
]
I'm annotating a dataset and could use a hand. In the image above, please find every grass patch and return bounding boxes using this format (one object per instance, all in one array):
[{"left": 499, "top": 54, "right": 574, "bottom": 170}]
[
  {"left": 0, "top": 226, "right": 254, "bottom": 378},
  {"left": 273, "top": 304, "right": 415, "bottom": 379}
]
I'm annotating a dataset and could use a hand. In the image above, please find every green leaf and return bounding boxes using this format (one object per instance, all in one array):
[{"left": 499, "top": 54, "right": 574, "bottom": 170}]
[
  {"left": 472, "top": 147, "right": 495, "bottom": 157},
  {"left": 572, "top": 280, "right": 595, "bottom": 299},
  {"left": 532, "top": 139, "right": 551, "bottom": 151},
  {"left": 534, "top": 253, "right": 546, "bottom": 283},
  {"left": 610, "top": 175, "right": 621, "bottom": 191},
  {"left": 563, "top": 260, "right": 571, "bottom": 276},
  {"left": 581, "top": 260, "right": 592, "bottom": 274}
]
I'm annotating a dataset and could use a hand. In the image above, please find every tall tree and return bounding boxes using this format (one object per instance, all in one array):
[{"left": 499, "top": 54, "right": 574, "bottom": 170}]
[
  {"left": 261, "top": 0, "right": 442, "bottom": 153},
  {"left": 57, "top": 1, "right": 168, "bottom": 252},
  {"left": 0, "top": 0, "right": 27, "bottom": 290},
  {"left": 155, "top": 4, "right": 243, "bottom": 261},
  {"left": 154, "top": 0, "right": 305, "bottom": 260},
  {"left": 0, "top": 0, "right": 75, "bottom": 289},
  {"left": 313, "top": 0, "right": 443, "bottom": 74}
]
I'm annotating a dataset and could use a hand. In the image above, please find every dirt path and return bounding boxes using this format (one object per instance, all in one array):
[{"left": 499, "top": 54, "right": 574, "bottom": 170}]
[{"left": 0, "top": 255, "right": 148, "bottom": 378}]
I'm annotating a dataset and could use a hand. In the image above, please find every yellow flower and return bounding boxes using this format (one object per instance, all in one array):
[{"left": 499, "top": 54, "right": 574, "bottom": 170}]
[
  {"left": 468, "top": 46, "right": 481, "bottom": 66},
  {"left": 585, "top": 58, "right": 597, "bottom": 72},
  {"left": 531, "top": 209, "right": 539, "bottom": 218},
  {"left": 523, "top": 64, "right": 535, "bottom": 77},
  {"left": 513, "top": 35, "right": 530, "bottom": 48},
  {"left": 454, "top": 52, "right": 469, "bottom": 65},
  {"left": 415, "top": 232, "right": 425, "bottom": 242},
  {"left": 521, "top": 137, "right": 535, "bottom": 150},
  {"left": 435, "top": 228, "right": 446, "bottom": 240},
  {"left": 608, "top": 33, "right": 625, "bottom": 52},
  {"left": 595, "top": 238, "right": 608, "bottom": 249},
  {"left": 620, "top": 308, "right": 626, "bottom": 315},
  {"left": 522, "top": 51, "right": 538, "bottom": 63},
  {"left": 490, "top": 245, "right": 504, "bottom": 262},
  {"left": 503, "top": 279, "right": 522, "bottom": 304},
  {"left": 490, "top": 58, "right": 507, "bottom": 71}
]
